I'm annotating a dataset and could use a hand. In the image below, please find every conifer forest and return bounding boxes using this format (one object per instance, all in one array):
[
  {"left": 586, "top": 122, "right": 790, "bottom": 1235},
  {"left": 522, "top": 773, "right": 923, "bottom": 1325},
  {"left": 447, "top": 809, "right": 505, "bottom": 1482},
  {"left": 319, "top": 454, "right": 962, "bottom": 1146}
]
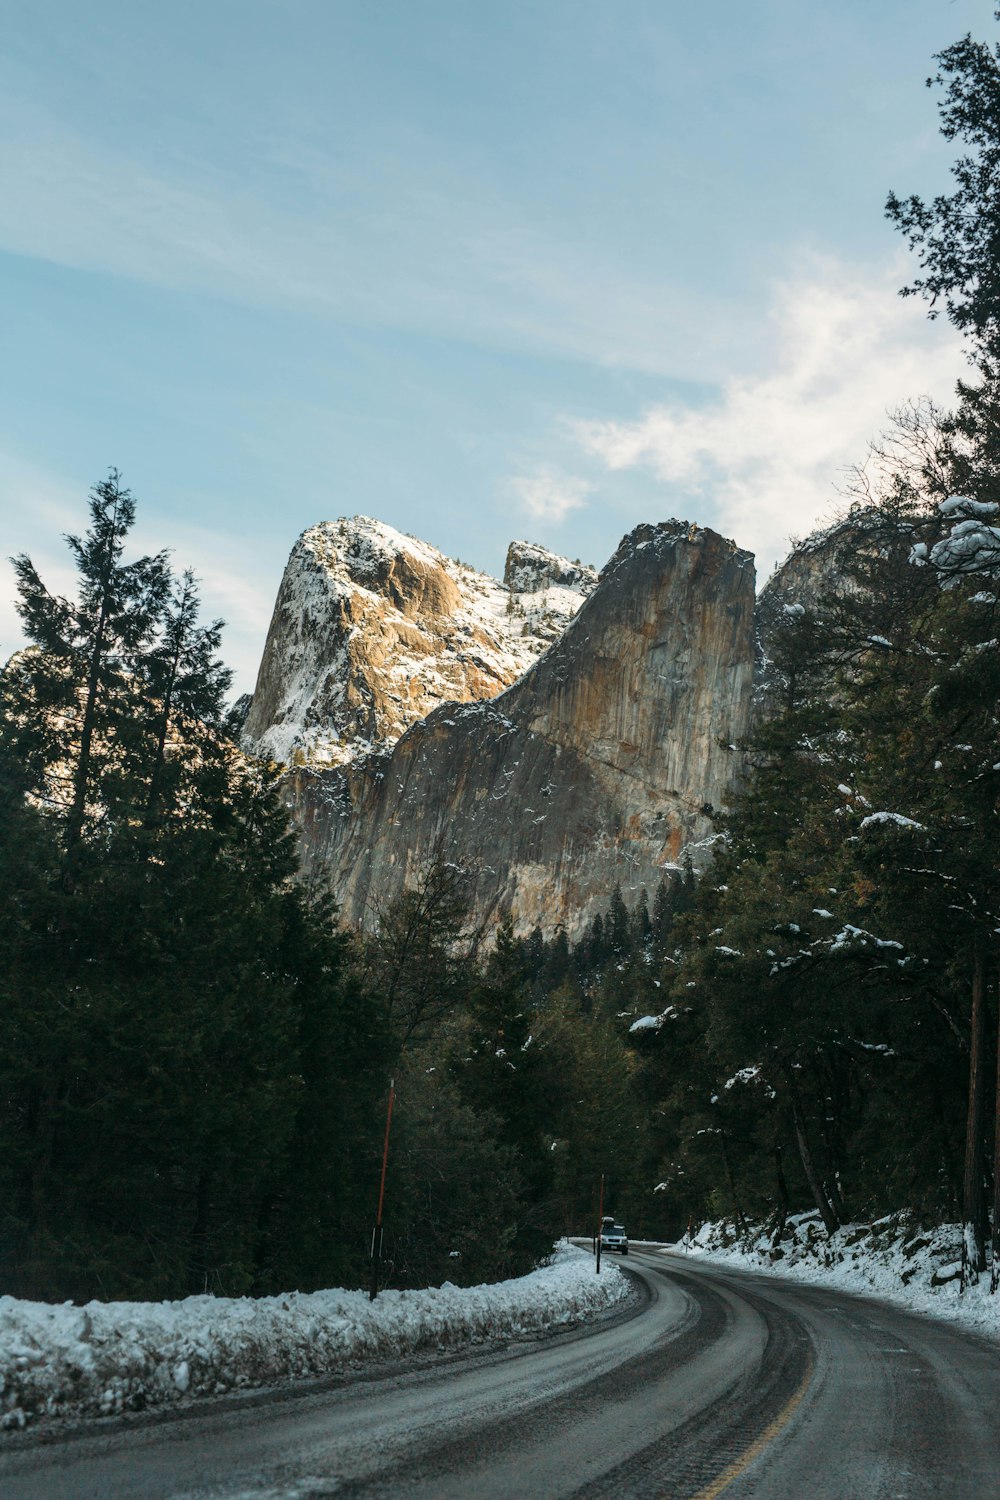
[{"left": 3, "top": 17, "right": 1000, "bottom": 1310}]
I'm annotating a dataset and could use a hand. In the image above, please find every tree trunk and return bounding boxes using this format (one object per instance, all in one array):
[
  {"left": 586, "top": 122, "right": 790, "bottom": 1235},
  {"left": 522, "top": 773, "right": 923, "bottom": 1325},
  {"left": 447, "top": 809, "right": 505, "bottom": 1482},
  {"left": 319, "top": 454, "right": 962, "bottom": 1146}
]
[
  {"left": 26, "top": 1070, "right": 63, "bottom": 1282},
  {"left": 188, "top": 1164, "right": 215, "bottom": 1296},
  {"left": 719, "top": 1131, "right": 748, "bottom": 1237},
  {"left": 814, "top": 1054, "right": 851, "bottom": 1224},
  {"left": 144, "top": 631, "right": 182, "bottom": 830},
  {"left": 143, "top": 696, "right": 173, "bottom": 831},
  {"left": 962, "top": 942, "right": 988, "bottom": 1289},
  {"left": 790, "top": 1094, "right": 840, "bottom": 1235},
  {"left": 63, "top": 598, "right": 110, "bottom": 887},
  {"left": 64, "top": 484, "right": 133, "bottom": 884},
  {"left": 769, "top": 1146, "right": 791, "bottom": 1243},
  {"left": 991, "top": 961, "right": 1000, "bottom": 1294}
]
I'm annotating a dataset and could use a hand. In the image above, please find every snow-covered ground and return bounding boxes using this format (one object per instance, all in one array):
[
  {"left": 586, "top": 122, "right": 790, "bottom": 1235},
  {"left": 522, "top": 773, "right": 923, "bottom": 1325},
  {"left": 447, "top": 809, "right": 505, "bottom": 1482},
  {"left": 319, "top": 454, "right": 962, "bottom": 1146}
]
[
  {"left": 0, "top": 1242, "right": 626, "bottom": 1429},
  {"left": 677, "top": 1211, "right": 1000, "bottom": 1341}
]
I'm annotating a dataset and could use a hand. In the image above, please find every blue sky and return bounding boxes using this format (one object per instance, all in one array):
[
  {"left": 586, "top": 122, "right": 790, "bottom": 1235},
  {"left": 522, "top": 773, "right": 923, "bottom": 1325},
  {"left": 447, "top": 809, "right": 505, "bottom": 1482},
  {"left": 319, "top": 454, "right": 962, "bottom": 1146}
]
[{"left": 1, "top": 0, "right": 992, "bottom": 692}]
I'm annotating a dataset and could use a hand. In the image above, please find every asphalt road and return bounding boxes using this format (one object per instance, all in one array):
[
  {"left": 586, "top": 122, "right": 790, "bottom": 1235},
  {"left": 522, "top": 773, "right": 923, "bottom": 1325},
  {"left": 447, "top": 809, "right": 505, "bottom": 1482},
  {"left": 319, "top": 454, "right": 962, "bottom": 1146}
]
[{"left": 2, "top": 1247, "right": 1000, "bottom": 1498}]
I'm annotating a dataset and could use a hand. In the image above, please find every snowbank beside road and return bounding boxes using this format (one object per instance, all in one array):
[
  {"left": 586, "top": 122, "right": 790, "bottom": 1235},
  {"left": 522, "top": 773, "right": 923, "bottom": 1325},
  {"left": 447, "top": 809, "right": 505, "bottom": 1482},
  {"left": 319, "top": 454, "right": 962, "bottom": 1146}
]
[
  {"left": 0, "top": 1242, "right": 626, "bottom": 1429},
  {"left": 679, "top": 1212, "right": 1000, "bottom": 1341}
]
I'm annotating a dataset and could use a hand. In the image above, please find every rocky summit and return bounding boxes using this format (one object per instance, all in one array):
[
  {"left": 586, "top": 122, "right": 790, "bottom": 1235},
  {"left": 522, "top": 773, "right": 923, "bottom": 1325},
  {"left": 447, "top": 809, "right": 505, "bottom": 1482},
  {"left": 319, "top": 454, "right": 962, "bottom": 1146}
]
[
  {"left": 242, "top": 517, "right": 596, "bottom": 769},
  {"left": 248, "top": 519, "right": 757, "bottom": 940}
]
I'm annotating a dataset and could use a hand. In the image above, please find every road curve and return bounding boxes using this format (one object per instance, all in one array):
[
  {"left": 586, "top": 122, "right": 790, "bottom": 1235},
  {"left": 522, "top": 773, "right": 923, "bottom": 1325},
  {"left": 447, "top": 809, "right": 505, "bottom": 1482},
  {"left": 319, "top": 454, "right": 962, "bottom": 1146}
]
[{"left": 2, "top": 1247, "right": 999, "bottom": 1498}]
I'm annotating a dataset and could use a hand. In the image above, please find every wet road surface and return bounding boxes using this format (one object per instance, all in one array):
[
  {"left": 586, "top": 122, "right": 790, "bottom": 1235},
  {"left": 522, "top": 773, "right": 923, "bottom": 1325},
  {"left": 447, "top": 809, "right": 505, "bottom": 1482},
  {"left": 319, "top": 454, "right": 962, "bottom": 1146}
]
[{"left": 2, "top": 1247, "right": 999, "bottom": 1498}]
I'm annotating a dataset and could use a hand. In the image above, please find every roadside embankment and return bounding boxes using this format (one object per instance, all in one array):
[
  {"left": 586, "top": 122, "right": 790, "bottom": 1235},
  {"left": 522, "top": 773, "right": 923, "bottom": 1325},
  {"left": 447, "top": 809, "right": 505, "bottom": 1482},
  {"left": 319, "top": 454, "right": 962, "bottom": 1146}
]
[
  {"left": 0, "top": 1241, "right": 627, "bottom": 1429},
  {"left": 679, "top": 1212, "right": 1000, "bottom": 1341}
]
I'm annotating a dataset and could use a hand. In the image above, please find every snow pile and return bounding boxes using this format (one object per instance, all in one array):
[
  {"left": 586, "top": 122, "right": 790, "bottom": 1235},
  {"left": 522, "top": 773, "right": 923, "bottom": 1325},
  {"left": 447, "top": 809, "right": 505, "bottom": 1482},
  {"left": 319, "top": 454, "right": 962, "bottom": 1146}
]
[
  {"left": 680, "top": 1211, "right": 1000, "bottom": 1340},
  {"left": 0, "top": 1242, "right": 625, "bottom": 1428}
]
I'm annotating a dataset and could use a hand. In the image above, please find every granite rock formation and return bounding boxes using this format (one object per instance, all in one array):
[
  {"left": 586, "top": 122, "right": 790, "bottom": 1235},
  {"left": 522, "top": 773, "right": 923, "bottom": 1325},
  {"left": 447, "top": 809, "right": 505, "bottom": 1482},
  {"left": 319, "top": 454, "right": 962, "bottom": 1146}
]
[
  {"left": 503, "top": 540, "right": 596, "bottom": 597},
  {"left": 242, "top": 518, "right": 595, "bottom": 768},
  {"left": 754, "top": 510, "right": 878, "bottom": 708},
  {"left": 283, "top": 521, "right": 756, "bottom": 939}
]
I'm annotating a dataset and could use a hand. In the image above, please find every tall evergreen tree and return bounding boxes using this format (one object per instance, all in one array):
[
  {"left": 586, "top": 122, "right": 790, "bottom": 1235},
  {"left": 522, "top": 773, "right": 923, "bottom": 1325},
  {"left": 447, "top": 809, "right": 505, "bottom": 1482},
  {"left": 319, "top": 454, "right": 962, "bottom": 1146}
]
[
  {"left": 886, "top": 21, "right": 1000, "bottom": 366},
  {"left": 139, "top": 568, "right": 232, "bottom": 832},
  {"left": 0, "top": 475, "right": 392, "bottom": 1300},
  {"left": 9, "top": 470, "right": 170, "bottom": 881}
]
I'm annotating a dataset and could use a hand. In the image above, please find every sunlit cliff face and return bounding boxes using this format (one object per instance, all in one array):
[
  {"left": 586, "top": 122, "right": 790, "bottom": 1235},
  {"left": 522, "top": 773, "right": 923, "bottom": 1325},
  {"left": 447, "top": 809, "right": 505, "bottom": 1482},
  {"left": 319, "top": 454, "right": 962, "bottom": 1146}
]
[
  {"left": 241, "top": 516, "right": 596, "bottom": 770},
  {"left": 274, "top": 520, "right": 756, "bottom": 941}
]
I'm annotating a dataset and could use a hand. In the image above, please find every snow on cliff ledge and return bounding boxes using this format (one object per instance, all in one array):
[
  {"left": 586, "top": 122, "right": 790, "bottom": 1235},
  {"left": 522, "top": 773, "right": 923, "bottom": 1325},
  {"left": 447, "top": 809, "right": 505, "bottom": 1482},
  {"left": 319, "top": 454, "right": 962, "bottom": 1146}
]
[{"left": 241, "top": 517, "right": 596, "bottom": 769}]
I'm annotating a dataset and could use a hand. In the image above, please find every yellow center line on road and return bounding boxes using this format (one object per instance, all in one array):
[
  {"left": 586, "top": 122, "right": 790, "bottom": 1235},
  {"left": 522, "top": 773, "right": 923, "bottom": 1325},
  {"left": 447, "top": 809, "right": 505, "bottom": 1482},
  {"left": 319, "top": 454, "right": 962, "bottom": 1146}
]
[{"left": 685, "top": 1357, "right": 815, "bottom": 1500}]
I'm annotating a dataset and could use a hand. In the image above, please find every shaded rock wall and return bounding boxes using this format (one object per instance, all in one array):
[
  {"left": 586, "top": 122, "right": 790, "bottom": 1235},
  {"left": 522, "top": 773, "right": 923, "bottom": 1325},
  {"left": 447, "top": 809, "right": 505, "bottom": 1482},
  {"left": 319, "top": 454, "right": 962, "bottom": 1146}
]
[{"left": 754, "top": 511, "right": 878, "bottom": 709}]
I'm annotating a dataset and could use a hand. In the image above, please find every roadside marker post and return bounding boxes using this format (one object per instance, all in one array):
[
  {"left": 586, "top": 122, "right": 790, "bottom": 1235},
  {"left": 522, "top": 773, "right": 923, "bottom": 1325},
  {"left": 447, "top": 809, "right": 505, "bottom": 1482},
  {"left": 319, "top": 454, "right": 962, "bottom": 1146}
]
[
  {"left": 596, "top": 1173, "right": 605, "bottom": 1274},
  {"left": 370, "top": 1078, "right": 395, "bottom": 1302}
]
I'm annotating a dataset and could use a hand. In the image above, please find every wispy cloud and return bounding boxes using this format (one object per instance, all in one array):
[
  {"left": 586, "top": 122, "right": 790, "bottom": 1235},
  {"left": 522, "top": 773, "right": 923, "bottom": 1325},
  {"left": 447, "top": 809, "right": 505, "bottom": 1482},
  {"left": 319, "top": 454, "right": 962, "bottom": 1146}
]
[
  {"left": 0, "top": 97, "right": 720, "bottom": 377},
  {"left": 573, "top": 256, "right": 963, "bottom": 575},
  {"left": 510, "top": 466, "right": 592, "bottom": 524}
]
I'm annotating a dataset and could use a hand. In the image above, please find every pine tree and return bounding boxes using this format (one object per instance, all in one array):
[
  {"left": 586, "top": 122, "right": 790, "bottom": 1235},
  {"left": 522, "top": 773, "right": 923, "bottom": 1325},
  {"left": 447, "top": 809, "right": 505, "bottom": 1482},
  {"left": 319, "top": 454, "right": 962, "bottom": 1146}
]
[
  {"left": 632, "top": 888, "right": 652, "bottom": 948},
  {"left": 448, "top": 920, "right": 559, "bottom": 1261},
  {"left": 886, "top": 22, "right": 1000, "bottom": 366},
  {"left": 608, "top": 884, "right": 631, "bottom": 958},
  {"left": 9, "top": 470, "right": 170, "bottom": 881},
  {"left": 139, "top": 568, "right": 232, "bottom": 831},
  {"left": 0, "top": 476, "right": 393, "bottom": 1299},
  {"left": 652, "top": 877, "right": 677, "bottom": 960},
  {"left": 361, "top": 858, "right": 480, "bottom": 1046}
]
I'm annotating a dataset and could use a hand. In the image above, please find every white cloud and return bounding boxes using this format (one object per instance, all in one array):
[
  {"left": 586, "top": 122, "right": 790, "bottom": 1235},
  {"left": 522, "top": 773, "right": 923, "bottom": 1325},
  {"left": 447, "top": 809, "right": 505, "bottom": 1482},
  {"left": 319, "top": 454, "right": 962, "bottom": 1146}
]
[
  {"left": 573, "top": 256, "right": 963, "bottom": 576},
  {"left": 510, "top": 467, "right": 592, "bottom": 524}
]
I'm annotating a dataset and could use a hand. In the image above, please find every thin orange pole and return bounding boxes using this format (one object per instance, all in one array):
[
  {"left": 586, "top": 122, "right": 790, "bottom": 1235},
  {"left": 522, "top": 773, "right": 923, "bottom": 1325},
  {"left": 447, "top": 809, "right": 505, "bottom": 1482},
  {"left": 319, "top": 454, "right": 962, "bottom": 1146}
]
[{"left": 370, "top": 1078, "right": 395, "bottom": 1301}]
